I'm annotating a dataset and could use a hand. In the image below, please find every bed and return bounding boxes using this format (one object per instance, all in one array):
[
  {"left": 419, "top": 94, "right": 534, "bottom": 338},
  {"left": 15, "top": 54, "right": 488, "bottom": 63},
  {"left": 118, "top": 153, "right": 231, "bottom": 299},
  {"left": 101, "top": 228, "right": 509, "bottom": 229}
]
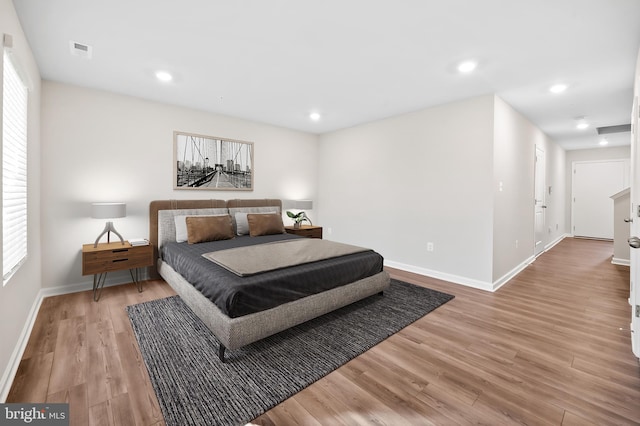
[{"left": 149, "top": 199, "right": 390, "bottom": 362}]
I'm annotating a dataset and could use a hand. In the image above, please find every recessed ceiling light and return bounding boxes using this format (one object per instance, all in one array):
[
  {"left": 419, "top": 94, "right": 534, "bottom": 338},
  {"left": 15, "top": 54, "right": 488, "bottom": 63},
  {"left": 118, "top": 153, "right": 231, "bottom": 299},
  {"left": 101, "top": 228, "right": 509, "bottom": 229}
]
[
  {"left": 309, "top": 112, "right": 321, "bottom": 121},
  {"left": 155, "top": 71, "right": 173, "bottom": 82},
  {"left": 457, "top": 61, "right": 477, "bottom": 73},
  {"left": 599, "top": 139, "right": 609, "bottom": 146},
  {"left": 576, "top": 122, "right": 589, "bottom": 130},
  {"left": 549, "top": 84, "right": 567, "bottom": 94}
]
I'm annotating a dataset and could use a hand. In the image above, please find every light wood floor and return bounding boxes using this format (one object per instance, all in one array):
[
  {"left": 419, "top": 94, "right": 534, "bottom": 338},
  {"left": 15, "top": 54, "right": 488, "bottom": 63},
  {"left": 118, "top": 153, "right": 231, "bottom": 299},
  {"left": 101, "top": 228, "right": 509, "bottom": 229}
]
[{"left": 8, "top": 238, "right": 640, "bottom": 425}]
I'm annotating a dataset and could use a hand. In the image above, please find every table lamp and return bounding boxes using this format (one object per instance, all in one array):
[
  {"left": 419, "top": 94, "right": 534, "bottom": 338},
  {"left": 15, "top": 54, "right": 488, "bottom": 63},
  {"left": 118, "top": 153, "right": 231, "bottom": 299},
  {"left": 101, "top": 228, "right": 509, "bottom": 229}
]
[
  {"left": 284, "top": 199, "right": 313, "bottom": 227},
  {"left": 92, "top": 202, "right": 126, "bottom": 247}
]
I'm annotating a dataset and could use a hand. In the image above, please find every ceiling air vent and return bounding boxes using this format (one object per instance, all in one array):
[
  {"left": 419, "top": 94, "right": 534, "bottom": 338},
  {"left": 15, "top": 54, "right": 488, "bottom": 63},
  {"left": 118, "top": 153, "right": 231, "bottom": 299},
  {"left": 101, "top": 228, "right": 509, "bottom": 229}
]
[
  {"left": 69, "top": 41, "right": 92, "bottom": 59},
  {"left": 596, "top": 124, "right": 631, "bottom": 135}
]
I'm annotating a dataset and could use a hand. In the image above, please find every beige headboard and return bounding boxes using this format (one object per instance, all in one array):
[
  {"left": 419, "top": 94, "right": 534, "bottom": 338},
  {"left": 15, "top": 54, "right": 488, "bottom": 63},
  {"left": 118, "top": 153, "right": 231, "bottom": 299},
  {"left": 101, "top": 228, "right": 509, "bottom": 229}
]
[{"left": 148, "top": 199, "right": 282, "bottom": 278}]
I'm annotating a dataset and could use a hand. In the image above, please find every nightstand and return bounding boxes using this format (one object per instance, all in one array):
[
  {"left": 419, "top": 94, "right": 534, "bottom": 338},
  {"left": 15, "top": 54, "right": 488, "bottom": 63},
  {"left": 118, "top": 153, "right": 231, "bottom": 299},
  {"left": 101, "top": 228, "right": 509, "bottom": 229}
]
[
  {"left": 82, "top": 241, "right": 154, "bottom": 301},
  {"left": 285, "top": 225, "right": 323, "bottom": 239}
]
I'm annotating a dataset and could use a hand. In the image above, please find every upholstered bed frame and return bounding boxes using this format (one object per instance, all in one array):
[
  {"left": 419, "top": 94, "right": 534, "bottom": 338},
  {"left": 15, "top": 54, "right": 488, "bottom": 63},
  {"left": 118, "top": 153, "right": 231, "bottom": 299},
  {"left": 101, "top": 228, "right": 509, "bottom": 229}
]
[{"left": 149, "top": 199, "right": 390, "bottom": 362}]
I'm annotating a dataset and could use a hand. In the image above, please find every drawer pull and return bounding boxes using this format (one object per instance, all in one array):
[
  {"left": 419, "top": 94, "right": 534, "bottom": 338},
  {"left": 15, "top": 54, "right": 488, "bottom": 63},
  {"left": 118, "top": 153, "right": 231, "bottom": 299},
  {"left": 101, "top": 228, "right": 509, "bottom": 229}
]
[
  {"left": 112, "top": 249, "right": 129, "bottom": 253},
  {"left": 113, "top": 258, "right": 129, "bottom": 263}
]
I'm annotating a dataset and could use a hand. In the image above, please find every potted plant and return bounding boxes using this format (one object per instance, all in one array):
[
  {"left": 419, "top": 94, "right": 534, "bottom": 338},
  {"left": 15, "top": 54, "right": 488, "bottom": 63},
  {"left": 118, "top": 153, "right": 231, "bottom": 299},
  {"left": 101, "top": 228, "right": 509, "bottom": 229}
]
[{"left": 286, "top": 210, "right": 312, "bottom": 229}]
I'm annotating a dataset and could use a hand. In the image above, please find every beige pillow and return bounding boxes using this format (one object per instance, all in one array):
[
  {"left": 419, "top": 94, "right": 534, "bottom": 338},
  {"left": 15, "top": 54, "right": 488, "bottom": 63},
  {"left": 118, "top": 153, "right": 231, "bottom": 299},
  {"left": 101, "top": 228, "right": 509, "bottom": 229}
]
[
  {"left": 234, "top": 210, "right": 277, "bottom": 235},
  {"left": 174, "top": 214, "right": 227, "bottom": 243},
  {"left": 247, "top": 213, "right": 285, "bottom": 237},
  {"left": 186, "top": 215, "right": 234, "bottom": 244}
]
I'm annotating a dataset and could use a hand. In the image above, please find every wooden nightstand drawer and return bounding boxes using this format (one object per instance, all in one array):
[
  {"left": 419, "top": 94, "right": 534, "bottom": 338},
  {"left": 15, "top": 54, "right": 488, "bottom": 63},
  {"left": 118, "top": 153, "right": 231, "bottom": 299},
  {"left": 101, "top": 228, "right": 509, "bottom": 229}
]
[
  {"left": 82, "top": 243, "right": 154, "bottom": 275},
  {"left": 284, "top": 225, "right": 323, "bottom": 239}
]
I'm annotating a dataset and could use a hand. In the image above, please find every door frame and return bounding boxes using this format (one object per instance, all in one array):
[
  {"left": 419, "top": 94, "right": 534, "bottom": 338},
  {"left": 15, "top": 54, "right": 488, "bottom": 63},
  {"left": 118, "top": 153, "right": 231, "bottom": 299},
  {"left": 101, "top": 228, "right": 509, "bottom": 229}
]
[
  {"left": 629, "top": 91, "right": 639, "bottom": 359},
  {"left": 534, "top": 145, "right": 546, "bottom": 257},
  {"left": 570, "top": 159, "right": 630, "bottom": 238}
]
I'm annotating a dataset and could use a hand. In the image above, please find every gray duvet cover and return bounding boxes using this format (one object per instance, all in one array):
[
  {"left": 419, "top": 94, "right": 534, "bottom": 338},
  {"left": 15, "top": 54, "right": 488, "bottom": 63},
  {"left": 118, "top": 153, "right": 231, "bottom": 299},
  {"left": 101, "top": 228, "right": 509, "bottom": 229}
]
[{"left": 161, "top": 233, "right": 385, "bottom": 318}]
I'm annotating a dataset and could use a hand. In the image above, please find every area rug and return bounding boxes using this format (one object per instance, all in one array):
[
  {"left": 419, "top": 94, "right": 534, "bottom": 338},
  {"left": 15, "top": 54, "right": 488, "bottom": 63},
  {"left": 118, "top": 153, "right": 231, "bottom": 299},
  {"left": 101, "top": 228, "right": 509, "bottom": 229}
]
[{"left": 126, "top": 279, "right": 454, "bottom": 426}]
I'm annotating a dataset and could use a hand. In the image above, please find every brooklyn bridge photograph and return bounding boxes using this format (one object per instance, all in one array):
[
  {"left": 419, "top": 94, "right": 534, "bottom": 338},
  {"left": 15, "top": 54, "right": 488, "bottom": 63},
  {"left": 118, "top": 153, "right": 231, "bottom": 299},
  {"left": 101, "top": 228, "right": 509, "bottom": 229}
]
[{"left": 174, "top": 131, "right": 253, "bottom": 190}]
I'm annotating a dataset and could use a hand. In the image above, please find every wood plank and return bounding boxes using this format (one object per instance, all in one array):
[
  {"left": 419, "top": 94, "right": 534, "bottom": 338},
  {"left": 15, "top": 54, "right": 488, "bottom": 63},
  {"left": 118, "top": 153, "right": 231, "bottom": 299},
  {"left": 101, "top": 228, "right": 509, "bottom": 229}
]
[
  {"left": 253, "top": 397, "right": 322, "bottom": 426},
  {"left": 86, "top": 317, "right": 127, "bottom": 407},
  {"left": 114, "top": 330, "right": 164, "bottom": 426},
  {"left": 5, "top": 352, "right": 54, "bottom": 402},
  {"left": 108, "top": 392, "right": 136, "bottom": 426},
  {"left": 287, "top": 380, "right": 367, "bottom": 425},
  {"left": 48, "top": 316, "right": 87, "bottom": 395},
  {"left": 47, "top": 383, "right": 89, "bottom": 426},
  {"left": 561, "top": 410, "right": 600, "bottom": 426},
  {"left": 88, "top": 401, "right": 113, "bottom": 426},
  {"left": 21, "top": 297, "right": 60, "bottom": 359}
]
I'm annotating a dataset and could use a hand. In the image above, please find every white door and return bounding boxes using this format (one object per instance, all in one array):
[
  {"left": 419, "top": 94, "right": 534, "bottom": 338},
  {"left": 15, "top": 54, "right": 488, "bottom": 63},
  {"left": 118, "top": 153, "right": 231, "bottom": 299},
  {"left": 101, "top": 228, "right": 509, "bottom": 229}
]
[
  {"left": 534, "top": 146, "right": 546, "bottom": 256},
  {"left": 629, "top": 94, "right": 639, "bottom": 359},
  {"left": 572, "top": 160, "right": 627, "bottom": 239}
]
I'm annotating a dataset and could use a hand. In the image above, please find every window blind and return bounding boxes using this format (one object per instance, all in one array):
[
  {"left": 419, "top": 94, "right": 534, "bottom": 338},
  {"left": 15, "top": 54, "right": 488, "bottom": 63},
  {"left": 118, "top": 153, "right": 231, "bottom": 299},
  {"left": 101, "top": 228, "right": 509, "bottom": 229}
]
[{"left": 3, "top": 51, "right": 28, "bottom": 284}]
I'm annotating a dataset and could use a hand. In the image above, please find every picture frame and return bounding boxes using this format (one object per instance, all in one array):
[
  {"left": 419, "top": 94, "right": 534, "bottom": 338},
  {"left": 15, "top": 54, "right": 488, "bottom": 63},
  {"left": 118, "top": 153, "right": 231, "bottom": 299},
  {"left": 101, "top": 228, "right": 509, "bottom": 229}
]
[{"left": 174, "top": 131, "right": 254, "bottom": 191}]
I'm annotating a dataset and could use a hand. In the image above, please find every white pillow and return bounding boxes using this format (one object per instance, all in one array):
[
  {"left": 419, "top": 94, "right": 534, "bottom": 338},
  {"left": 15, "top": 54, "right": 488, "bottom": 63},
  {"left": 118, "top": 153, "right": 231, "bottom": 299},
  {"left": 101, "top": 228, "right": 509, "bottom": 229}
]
[
  {"left": 175, "top": 214, "right": 227, "bottom": 243},
  {"left": 158, "top": 208, "right": 228, "bottom": 248},
  {"left": 235, "top": 211, "right": 276, "bottom": 236}
]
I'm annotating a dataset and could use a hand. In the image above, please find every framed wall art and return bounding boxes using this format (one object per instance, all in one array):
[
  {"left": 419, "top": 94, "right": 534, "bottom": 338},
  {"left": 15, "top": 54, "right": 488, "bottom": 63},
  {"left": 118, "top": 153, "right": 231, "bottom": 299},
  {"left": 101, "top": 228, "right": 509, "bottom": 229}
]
[{"left": 174, "top": 131, "right": 254, "bottom": 191}]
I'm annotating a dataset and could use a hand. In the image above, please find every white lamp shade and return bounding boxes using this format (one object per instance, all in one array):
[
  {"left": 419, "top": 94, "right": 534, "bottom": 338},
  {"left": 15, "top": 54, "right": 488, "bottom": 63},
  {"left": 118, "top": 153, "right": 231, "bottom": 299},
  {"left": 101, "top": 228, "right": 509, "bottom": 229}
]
[
  {"left": 91, "top": 202, "right": 126, "bottom": 219},
  {"left": 294, "top": 199, "right": 313, "bottom": 210},
  {"left": 284, "top": 199, "right": 313, "bottom": 210}
]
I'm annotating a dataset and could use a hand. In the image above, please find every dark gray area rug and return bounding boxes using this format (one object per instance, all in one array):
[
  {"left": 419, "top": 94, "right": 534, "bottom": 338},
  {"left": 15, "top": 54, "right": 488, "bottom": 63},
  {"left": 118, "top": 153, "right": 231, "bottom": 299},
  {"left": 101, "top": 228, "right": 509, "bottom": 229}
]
[{"left": 126, "top": 279, "right": 454, "bottom": 426}]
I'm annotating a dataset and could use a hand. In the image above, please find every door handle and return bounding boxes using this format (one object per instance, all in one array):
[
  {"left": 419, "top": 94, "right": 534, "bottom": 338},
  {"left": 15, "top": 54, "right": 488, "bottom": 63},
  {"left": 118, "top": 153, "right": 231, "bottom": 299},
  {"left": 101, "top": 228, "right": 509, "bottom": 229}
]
[
  {"left": 629, "top": 237, "right": 640, "bottom": 249},
  {"left": 625, "top": 218, "right": 634, "bottom": 223},
  {"left": 541, "top": 205, "right": 547, "bottom": 209}
]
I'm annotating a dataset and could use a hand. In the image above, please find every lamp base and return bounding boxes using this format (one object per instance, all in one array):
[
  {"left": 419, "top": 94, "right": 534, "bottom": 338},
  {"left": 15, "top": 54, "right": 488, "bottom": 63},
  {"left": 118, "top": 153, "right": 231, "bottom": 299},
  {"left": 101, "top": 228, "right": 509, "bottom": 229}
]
[{"left": 94, "top": 221, "right": 125, "bottom": 248}]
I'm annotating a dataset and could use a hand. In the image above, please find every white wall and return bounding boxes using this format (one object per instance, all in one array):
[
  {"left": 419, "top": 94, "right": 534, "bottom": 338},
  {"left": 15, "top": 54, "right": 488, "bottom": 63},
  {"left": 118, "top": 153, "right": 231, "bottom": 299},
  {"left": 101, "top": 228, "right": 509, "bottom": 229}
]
[
  {"left": 41, "top": 81, "right": 319, "bottom": 289},
  {"left": 565, "top": 146, "right": 631, "bottom": 233},
  {"left": 545, "top": 137, "right": 567, "bottom": 246},
  {"left": 492, "top": 97, "right": 566, "bottom": 283},
  {"left": 318, "top": 95, "right": 496, "bottom": 286},
  {"left": 0, "top": 0, "right": 42, "bottom": 400},
  {"left": 318, "top": 95, "right": 566, "bottom": 289}
]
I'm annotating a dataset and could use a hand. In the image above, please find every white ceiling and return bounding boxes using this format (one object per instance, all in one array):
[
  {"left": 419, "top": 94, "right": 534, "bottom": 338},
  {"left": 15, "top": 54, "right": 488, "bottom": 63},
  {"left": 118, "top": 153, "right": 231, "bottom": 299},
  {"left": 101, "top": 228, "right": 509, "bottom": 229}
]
[{"left": 13, "top": 0, "right": 640, "bottom": 150}]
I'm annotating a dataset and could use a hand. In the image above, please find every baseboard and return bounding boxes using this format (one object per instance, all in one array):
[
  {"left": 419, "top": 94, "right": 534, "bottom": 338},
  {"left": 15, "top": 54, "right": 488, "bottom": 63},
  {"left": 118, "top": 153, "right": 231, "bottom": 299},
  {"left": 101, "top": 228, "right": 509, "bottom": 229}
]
[
  {"left": 384, "top": 260, "right": 494, "bottom": 291},
  {"left": 612, "top": 257, "right": 630, "bottom": 266},
  {"left": 545, "top": 233, "right": 569, "bottom": 252},
  {"left": 491, "top": 255, "right": 535, "bottom": 292},
  {"left": 0, "top": 293, "right": 43, "bottom": 402},
  {"left": 40, "top": 271, "right": 146, "bottom": 298},
  {"left": 0, "top": 270, "right": 149, "bottom": 402},
  {"left": 385, "top": 236, "right": 571, "bottom": 294}
]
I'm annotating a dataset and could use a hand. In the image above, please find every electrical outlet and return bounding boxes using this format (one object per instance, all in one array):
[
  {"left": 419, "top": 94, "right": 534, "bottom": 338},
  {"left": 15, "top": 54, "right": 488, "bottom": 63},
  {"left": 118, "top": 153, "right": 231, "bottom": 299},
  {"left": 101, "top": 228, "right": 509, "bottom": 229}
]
[
  {"left": 427, "top": 242, "right": 434, "bottom": 252},
  {"left": 515, "top": 240, "right": 519, "bottom": 248},
  {"left": 327, "top": 227, "right": 333, "bottom": 235}
]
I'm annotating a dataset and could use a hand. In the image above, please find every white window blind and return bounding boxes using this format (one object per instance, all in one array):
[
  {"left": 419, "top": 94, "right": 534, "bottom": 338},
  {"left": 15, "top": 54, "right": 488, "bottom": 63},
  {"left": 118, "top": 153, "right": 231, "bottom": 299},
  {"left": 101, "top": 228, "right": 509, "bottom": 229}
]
[{"left": 2, "top": 51, "right": 28, "bottom": 284}]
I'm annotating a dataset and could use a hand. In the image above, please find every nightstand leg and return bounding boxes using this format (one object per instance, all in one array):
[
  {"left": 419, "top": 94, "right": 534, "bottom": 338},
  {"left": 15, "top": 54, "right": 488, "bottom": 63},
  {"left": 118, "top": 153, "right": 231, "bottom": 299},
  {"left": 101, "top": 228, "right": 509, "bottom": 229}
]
[
  {"left": 93, "top": 272, "right": 107, "bottom": 301},
  {"left": 129, "top": 268, "right": 143, "bottom": 293}
]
